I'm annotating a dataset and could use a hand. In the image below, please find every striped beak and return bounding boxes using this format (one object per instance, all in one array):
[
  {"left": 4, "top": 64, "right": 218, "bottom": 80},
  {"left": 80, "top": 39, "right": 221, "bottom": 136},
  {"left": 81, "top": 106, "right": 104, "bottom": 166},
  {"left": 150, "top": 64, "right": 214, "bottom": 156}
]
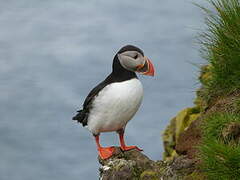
[{"left": 136, "top": 56, "right": 155, "bottom": 76}]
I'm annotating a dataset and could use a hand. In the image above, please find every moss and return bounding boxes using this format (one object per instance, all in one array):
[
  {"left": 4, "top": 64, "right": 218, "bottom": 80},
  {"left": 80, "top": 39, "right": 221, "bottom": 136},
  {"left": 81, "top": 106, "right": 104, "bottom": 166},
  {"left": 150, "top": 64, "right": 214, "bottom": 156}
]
[
  {"left": 184, "top": 171, "right": 205, "bottom": 180},
  {"left": 194, "top": 64, "right": 216, "bottom": 111},
  {"left": 175, "top": 107, "right": 200, "bottom": 141},
  {"left": 114, "top": 160, "right": 130, "bottom": 171},
  {"left": 162, "top": 117, "right": 176, "bottom": 160},
  {"left": 156, "top": 162, "right": 168, "bottom": 175},
  {"left": 132, "top": 166, "right": 143, "bottom": 180},
  {"left": 163, "top": 107, "right": 200, "bottom": 161},
  {"left": 140, "top": 170, "right": 159, "bottom": 180},
  {"left": 189, "top": 106, "right": 200, "bottom": 114},
  {"left": 194, "top": 87, "right": 210, "bottom": 112}
]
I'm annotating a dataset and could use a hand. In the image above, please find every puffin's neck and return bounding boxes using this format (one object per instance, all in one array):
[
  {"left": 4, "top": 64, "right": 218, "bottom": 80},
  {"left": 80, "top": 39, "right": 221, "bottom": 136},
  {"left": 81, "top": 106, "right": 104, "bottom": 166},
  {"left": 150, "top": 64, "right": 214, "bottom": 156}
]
[{"left": 111, "top": 55, "right": 137, "bottom": 82}]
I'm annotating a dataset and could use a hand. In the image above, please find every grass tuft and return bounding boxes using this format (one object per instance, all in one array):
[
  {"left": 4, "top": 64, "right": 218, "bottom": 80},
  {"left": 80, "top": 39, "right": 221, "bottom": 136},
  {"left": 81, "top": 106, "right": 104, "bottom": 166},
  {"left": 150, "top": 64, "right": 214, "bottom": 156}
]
[
  {"left": 199, "top": 113, "right": 240, "bottom": 180},
  {"left": 199, "top": 0, "right": 240, "bottom": 99},
  {"left": 196, "top": 1, "right": 240, "bottom": 179}
]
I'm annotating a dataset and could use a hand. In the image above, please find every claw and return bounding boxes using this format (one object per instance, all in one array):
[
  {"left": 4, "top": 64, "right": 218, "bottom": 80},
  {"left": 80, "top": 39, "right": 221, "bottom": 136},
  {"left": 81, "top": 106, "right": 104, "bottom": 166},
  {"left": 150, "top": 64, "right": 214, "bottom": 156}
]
[{"left": 120, "top": 145, "right": 143, "bottom": 151}]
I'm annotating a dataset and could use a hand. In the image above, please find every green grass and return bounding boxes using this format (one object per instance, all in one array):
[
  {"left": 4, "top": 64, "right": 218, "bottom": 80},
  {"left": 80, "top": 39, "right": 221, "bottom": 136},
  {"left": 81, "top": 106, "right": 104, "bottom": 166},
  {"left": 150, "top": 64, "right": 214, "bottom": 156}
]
[
  {"left": 196, "top": 1, "right": 240, "bottom": 178},
  {"left": 198, "top": 0, "right": 240, "bottom": 99},
  {"left": 199, "top": 113, "right": 240, "bottom": 180}
]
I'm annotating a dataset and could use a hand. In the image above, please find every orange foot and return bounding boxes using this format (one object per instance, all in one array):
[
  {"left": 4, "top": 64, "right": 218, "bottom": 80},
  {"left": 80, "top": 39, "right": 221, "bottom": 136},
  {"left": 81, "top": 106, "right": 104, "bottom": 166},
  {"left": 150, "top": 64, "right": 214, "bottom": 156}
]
[
  {"left": 120, "top": 146, "right": 143, "bottom": 151},
  {"left": 98, "top": 147, "right": 115, "bottom": 159}
]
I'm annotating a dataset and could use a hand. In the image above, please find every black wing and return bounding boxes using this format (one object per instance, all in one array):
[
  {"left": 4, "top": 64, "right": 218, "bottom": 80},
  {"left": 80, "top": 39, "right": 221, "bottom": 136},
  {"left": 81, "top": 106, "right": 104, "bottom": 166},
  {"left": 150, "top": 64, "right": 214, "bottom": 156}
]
[
  {"left": 72, "top": 75, "right": 113, "bottom": 126},
  {"left": 72, "top": 70, "right": 137, "bottom": 127}
]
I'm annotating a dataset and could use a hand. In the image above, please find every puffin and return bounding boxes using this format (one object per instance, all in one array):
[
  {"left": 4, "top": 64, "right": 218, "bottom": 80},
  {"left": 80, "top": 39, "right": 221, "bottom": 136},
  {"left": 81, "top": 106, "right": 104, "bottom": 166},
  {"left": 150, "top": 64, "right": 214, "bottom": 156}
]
[{"left": 72, "top": 45, "right": 155, "bottom": 159}]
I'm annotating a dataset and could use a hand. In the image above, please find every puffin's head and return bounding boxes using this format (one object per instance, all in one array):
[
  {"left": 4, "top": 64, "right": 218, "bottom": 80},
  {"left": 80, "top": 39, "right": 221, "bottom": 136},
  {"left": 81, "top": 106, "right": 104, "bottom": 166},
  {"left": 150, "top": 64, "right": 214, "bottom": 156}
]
[{"left": 116, "top": 45, "right": 155, "bottom": 76}]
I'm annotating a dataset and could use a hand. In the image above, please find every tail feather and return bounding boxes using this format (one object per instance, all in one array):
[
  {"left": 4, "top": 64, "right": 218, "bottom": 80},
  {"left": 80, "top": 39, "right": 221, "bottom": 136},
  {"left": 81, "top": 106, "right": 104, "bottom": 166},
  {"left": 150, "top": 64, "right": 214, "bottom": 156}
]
[{"left": 72, "top": 109, "right": 88, "bottom": 126}]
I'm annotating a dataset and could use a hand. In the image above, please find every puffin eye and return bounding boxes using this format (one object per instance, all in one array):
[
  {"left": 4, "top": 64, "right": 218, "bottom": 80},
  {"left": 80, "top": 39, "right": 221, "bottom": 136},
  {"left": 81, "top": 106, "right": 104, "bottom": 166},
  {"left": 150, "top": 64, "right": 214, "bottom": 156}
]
[{"left": 133, "top": 54, "right": 138, "bottom": 59}]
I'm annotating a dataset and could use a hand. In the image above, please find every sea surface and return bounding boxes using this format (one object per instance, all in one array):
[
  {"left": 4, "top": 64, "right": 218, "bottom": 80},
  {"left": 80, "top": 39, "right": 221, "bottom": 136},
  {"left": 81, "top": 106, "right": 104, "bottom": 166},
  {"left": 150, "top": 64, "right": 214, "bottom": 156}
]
[{"left": 0, "top": 0, "right": 208, "bottom": 179}]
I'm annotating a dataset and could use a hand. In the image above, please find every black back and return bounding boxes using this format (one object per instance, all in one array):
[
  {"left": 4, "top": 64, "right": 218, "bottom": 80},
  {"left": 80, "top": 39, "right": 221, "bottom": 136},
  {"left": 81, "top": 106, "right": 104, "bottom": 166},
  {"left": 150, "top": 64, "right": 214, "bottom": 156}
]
[{"left": 72, "top": 45, "right": 143, "bottom": 127}]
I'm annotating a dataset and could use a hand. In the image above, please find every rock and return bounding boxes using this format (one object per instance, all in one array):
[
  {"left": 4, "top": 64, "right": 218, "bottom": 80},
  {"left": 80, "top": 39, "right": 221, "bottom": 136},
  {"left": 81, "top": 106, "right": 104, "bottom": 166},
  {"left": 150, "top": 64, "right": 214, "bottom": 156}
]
[
  {"left": 163, "top": 107, "right": 200, "bottom": 161},
  {"left": 175, "top": 118, "right": 202, "bottom": 159},
  {"left": 98, "top": 147, "right": 201, "bottom": 180},
  {"left": 175, "top": 107, "right": 200, "bottom": 141},
  {"left": 162, "top": 117, "right": 177, "bottom": 161},
  {"left": 99, "top": 147, "right": 160, "bottom": 180}
]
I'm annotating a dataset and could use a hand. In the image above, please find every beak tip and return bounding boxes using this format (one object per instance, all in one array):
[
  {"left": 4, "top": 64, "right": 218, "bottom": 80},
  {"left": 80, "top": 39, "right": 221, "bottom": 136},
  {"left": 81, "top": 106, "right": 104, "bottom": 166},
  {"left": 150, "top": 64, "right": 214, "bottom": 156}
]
[
  {"left": 144, "top": 58, "right": 155, "bottom": 76},
  {"left": 136, "top": 57, "right": 155, "bottom": 76}
]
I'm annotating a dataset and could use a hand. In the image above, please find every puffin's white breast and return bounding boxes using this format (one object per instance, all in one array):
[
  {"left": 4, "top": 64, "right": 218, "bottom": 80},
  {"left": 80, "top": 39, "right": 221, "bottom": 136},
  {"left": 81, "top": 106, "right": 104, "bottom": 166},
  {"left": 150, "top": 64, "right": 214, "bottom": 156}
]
[{"left": 87, "top": 78, "right": 143, "bottom": 135}]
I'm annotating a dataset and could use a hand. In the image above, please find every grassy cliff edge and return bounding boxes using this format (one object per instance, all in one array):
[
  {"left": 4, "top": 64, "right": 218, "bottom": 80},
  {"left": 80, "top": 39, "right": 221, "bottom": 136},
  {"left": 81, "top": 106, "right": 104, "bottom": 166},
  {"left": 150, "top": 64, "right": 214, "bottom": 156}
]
[{"left": 163, "top": 0, "right": 240, "bottom": 179}]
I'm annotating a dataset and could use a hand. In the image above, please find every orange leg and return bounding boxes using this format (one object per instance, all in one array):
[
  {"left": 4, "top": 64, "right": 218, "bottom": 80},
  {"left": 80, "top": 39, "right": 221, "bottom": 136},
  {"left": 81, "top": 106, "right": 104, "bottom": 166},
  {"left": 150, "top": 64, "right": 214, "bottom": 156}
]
[
  {"left": 118, "top": 129, "right": 143, "bottom": 151},
  {"left": 94, "top": 135, "right": 115, "bottom": 160}
]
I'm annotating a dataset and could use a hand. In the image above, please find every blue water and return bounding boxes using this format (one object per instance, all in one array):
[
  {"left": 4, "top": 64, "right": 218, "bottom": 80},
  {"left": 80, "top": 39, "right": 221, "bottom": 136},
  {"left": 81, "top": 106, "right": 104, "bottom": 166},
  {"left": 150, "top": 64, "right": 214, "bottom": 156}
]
[{"left": 0, "top": 0, "right": 207, "bottom": 179}]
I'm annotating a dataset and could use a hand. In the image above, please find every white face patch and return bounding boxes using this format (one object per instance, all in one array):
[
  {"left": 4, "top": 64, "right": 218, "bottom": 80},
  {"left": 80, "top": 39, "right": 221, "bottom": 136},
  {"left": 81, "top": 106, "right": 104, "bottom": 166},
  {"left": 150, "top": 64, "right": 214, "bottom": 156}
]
[{"left": 117, "top": 51, "right": 145, "bottom": 72}]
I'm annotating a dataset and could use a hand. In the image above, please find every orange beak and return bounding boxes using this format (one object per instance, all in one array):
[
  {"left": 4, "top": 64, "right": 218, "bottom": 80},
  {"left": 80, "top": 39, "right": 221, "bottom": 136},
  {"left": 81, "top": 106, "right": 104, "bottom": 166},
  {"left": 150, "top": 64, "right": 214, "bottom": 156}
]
[{"left": 136, "top": 56, "right": 155, "bottom": 76}]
